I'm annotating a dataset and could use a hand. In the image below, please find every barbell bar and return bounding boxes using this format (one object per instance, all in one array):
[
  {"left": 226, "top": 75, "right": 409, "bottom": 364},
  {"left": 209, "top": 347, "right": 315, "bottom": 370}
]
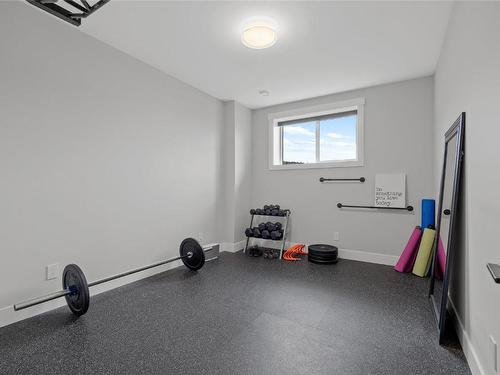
[{"left": 14, "top": 238, "right": 218, "bottom": 316}]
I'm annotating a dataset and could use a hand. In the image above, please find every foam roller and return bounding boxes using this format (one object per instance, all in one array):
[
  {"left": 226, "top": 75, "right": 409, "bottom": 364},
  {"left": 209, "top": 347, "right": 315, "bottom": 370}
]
[
  {"left": 421, "top": 199, "right": 435, "bottom": 229},
  {"left": 412, "top": 228, "right": 436, "bottom": 277}
]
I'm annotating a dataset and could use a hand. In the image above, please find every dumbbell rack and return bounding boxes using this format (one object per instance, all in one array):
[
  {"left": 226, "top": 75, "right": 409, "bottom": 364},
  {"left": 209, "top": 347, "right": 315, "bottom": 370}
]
[{"left": 243, "top": 210, "right": 290, "bottom": 259}]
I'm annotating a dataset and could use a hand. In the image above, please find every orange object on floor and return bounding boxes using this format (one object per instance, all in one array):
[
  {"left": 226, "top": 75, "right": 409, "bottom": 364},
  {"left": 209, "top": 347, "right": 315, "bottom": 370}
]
[{"left": 283, "top": 244, "right": 306, "bottom": 261}]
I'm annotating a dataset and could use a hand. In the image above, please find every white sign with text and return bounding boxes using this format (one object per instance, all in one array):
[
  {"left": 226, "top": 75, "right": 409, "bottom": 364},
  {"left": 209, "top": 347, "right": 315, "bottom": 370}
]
[{"left": 375, "top": 174, "right": 406, "bottom": 208}]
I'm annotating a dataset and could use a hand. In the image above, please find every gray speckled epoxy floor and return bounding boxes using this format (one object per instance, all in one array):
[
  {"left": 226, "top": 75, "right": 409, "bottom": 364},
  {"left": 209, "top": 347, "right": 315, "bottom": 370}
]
[{"left": 0, "top": 252, "right": 470, "bottom": 375}]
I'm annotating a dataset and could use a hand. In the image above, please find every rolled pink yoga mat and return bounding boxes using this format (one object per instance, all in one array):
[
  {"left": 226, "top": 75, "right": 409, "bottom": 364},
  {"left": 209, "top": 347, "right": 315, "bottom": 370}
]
[
  {"left": 436, "top": 237, "right": 446, "bottom": 279},
  {"left": 394, "top": 227, "right": 422, "bottom": 273}
]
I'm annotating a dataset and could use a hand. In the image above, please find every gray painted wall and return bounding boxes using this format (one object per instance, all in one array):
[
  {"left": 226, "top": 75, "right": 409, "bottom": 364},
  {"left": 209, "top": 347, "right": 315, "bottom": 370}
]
[
  {"left": 434, "top": 2, "right": 500, "bottom": 374},
  {"left": 251, "top": 77, "right": 435, "bottom": 259},
  {"left": 0, "top": 2, "right": 224, "bottom": 324}
]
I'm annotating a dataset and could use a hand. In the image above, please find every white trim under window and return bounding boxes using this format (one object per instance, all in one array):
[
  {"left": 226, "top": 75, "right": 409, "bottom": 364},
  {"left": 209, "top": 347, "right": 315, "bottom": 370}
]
[{"left": 268, "top": 98, "right": 365, "bottom": 170}]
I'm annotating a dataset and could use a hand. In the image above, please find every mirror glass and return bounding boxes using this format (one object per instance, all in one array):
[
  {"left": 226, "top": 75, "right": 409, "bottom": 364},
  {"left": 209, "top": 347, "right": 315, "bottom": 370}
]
[
  {"left": 429, "top": 113, "right": 465, "bottom": 344},
  {"left": 434, "top": 134, "right": 457, "bottom": 311}
]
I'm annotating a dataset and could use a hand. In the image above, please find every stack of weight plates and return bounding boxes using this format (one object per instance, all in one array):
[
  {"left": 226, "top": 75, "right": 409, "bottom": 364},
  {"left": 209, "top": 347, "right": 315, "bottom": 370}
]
[{"left": 308, "top": 244, "right": 338, "bottom": 264}]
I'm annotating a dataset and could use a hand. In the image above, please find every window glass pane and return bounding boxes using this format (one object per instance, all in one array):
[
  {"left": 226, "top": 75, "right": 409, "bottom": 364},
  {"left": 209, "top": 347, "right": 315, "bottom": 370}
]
[
  {"left": 319, "top": 114, "right": 357, "bottom": 161},
  {"left": 282, "top": 121, "right": 316, "bottom": 164}
]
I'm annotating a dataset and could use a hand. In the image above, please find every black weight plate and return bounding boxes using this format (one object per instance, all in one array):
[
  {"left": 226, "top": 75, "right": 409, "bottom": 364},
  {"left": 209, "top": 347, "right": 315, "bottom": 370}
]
[
  {"left": 308, "top": 257, "right": 338, "bottom": 264},
  {"left": 63, "top": 264, "right": 90, "bottom": 316},
  {"left": 308, "top": 252, "right": 338, "bottom": 259},
  {"left": 308, "top": 244, "right": 338, "bottom": 253},
  {"left": 308, "top": 254, "right": 338, "bottom": 262},
  {"left": 308, "top": 250, "right": 338, "bottom": 257},
  {"left": 308, "top": 248, "right": 338, "bottom": 257},
  {"left": 180, "top": 238, "right": 205, "bottom": 271}
]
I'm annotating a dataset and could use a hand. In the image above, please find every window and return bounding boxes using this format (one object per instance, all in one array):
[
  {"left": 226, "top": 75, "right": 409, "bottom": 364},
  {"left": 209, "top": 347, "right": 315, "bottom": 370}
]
[{"left": 269, "top": 98, "right": 364, "bottom": 169}]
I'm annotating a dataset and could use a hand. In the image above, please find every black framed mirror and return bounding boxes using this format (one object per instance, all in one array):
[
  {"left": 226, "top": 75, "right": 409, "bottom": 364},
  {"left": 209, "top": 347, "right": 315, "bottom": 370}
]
[{"left": 428, "top": 112, "right": 465, "bottom": 344}]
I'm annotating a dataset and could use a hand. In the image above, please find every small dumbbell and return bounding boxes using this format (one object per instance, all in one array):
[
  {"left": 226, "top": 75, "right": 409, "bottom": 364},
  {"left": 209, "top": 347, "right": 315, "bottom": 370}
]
[
  {"left": 271, "top": 230, "right": 283, "bottom": 240},
  {"left": 253, "top": 228, "right": 262, "bottom": 238},
  {"left": 275, "top": 222, "right": 282, "bottom": 231},
  {"left": 250, "top": 209, "right": 256, "bottom": 215},
  {"left": 266, "top": 222, "right": 277, "bottom": 232},
  {"left": 245, "top": 228, "right": 254, "bottom": 237},
  {"left": 258, "top": 222, "right": 267, "bottom": 231},
  {"left": 261, "top": 230, "right": 271, "bottom": 239}
]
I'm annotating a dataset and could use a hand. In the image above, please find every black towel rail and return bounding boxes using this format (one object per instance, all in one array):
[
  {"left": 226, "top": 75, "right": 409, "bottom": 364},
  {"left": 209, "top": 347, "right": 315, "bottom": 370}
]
[
  {"left": 337, "top": 203, "right": 414, "bottom": 212},
  {"left": 320, "top": 177, "right": 365, "bottom": 183}
]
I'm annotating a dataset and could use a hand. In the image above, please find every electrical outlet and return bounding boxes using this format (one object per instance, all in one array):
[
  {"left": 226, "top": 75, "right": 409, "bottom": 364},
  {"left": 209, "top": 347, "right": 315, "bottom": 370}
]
[
  {"left": 490, "top": 335, "right": 498, "bottom": 372},
  {"left": 333, "top": 232, "right": 339, "bottom": 241},
  {"left": 46, "top": 263, "right": 59, "bottom": 280}
]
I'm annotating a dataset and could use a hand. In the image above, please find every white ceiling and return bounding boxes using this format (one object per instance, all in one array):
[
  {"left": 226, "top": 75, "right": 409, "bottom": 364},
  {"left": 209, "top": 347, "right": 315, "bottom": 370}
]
[{"left": 81, "top": 1, "right": 453, "bottom": 109}]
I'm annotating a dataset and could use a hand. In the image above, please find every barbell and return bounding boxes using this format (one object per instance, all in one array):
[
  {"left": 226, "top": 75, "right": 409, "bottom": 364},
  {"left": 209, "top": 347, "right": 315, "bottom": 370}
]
[{"left": 13, "top": 238, "right": 218, "bottom": 316}]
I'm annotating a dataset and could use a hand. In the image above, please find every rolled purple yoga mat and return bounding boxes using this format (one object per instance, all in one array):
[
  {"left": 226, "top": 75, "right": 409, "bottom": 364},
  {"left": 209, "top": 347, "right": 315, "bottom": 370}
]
[{"left": 394, "top": 226, "right": 423, "bottom": 273}]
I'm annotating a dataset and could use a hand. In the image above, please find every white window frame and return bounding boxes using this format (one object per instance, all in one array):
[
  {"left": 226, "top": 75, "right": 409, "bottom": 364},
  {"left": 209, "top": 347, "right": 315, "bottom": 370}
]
[{"left": 268, "top": 98, "right": 365, "bottom": 170}]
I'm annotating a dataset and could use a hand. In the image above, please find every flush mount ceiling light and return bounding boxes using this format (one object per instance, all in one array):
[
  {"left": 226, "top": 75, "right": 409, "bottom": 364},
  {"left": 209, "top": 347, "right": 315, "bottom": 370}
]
[{"left": 241, "top": 18, "right": 277, "bottom": 49}]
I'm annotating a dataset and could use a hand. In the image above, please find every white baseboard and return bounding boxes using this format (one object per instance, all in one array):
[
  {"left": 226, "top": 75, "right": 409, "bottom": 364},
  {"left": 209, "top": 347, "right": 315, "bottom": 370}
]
[
  {"left": 285, "top": 241, "right": 398, "bottom": 266},
  {"left": 220, "top": 240, "right": 246, "bottom": 253},
  {"left": 449, "top": 298, "right": 486, "bottom": 375},
  {"left": 223, "top": 240, "right": 398, "bottom": 267},
  {"left": 0, "top": 259, "right": 184, "bottom": 329},
  {"left": 338, "top": 248, "right": 398, "bottom": 266}
]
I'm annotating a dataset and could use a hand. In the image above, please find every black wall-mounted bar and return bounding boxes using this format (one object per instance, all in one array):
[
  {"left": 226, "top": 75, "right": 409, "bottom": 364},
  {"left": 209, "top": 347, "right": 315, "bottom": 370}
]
[
  {"left": 320, "top": 177, "right": 365, "bottom": 182},
  {"left": 487, "top": 263, "right": 500, "bottom": 283},
  {"left": 337, "top": 203, "right": 414, "bottom": 212},
  {"left": 26, "top": 0, "right": 110, "bottom": 26}
]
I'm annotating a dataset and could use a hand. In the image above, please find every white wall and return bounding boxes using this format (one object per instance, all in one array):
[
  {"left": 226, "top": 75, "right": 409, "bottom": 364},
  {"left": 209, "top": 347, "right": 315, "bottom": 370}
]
[
  {"left": 251, "top": 77, "right": 434, "bottom": 262},
  {"left": 434, "top": 3, "right": 500, "bottom": 374},
  {"left": 219, "top": 102, "right": 236, "bottom": 244},
  {"left": 219, "top": 101, "right": 252, "bottom": 250},
  {"left": 0, "top": 2, "right": 224, "bottom": 326},
  {"left": 233, "top": 103, "right": 253, "bottom": 242}
]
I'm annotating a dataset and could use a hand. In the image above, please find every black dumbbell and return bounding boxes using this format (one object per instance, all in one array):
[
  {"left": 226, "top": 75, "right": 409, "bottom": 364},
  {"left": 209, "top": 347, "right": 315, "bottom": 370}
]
[
  {"left": 261, "top": 230, "right": 271, "bottom": 239},
  {"left": 248, "top": 246, "right": 263, "bottom": 257},
  {"left": 275, "top": 222, "right": 282, "bottom": 231},
  {"left": 253, "top": 228, "right": 262, "bottom": 238},
  {"left": 255, "top": 208, "right": 263, "bottom": 215},
  {"left": 250, "top": 209, "right": 256, "bottom": 215},
  {"left": 266, "top": 222, "right": 277, "bottom": 232},
  {"left": 245, "top": 228, "right": 253, "bottom": 237},
  {"left": 252, "top": 246, "right": 263, "bottom": 257},
  {"left": 258, "top": 222, "right": 267, "bottom": 231},
  {"left": 271, "top": 230, "right": 283, "bottom": 240},
  {"left": 263, "top": 205, "right": 270, "bottom": 211},
  {"left": 270, "top": 209, "right": 278, "bottom": 216}
]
